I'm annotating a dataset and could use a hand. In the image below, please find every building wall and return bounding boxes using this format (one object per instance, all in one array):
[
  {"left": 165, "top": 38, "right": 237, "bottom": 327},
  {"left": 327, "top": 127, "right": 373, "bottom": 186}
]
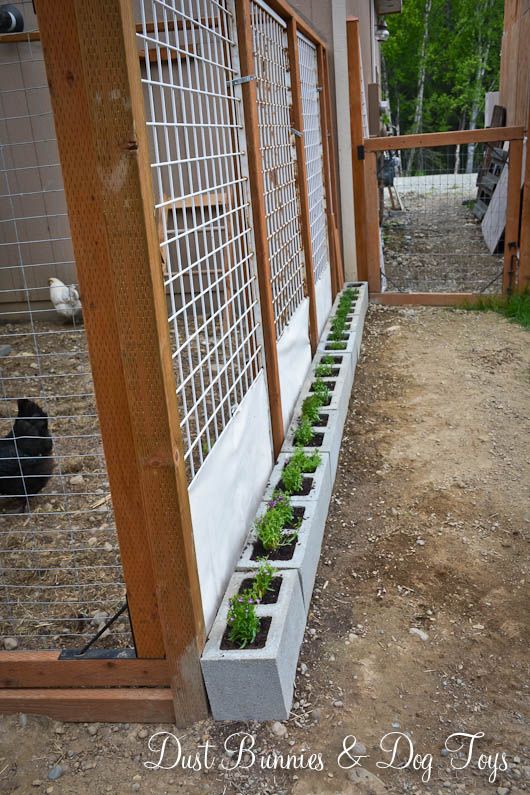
[{"left": 499, "top": 0, "right": 530, "bottom": 127}]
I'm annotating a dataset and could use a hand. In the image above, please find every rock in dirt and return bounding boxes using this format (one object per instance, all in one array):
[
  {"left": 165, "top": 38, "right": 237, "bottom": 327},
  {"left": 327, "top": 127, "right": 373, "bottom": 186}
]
[
  {"left": 348, "top": 767, "right": 387, "bottom": 792},
  {"left": 3, "top": 637, "right": 18, "bottom": 650},
  {"left": 270, "top": 721, "right": 287, "bottom": 738},
  {"left": 69, "top": 474, "right": 85, "bottom": 486},
  {"left": 47, "top": 765, "right": 65, "bottom": 781},
  {"left": 409, "top": 627, "right": 429, "bottom": 641}
]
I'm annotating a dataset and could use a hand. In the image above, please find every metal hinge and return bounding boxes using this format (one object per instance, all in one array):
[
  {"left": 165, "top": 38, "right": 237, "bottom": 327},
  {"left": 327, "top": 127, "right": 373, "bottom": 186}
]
[
  {"left": 291, "top": 127, "right": 303, "bottom": 138},
  {"left": 228, "top": 74, "right": 256, "bottom": 86},
  {"left": 357, "top": 145, "right": 365, "bottom": 160}
]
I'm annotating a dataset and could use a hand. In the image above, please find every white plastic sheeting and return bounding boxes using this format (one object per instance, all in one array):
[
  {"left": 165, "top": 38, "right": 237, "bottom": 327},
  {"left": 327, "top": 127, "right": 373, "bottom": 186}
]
[
  {"left": 189, "top": 374, "right": 273, "bottom": 631},
  {"left": 277, "top": 298, "right": 312, "bottom": 432},
  {"left": 315, "top": 263, "right": 333, "bottom": 336}
]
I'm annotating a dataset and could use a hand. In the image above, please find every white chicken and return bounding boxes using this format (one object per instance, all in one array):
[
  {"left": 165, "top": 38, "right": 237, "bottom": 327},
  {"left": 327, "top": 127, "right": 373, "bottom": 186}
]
[{"left": 48, "top": 277, "right": 82, "bottom": 321}]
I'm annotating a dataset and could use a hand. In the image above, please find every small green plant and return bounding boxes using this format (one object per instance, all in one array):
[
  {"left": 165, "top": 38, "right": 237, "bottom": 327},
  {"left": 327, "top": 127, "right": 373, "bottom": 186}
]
[
  {"left": 462, "top": 291, "right": 530, "bottom": 330},
  {"left": 281, "top": 456, "right": 304, "bottom": 493},
  {"left": 329, "top": 341, "right": 346, "bottom": 350},
  {"left": 301, "top": 394, "right": 322, "bottom": 425},
  {"left": 294, "top": 415, "right": 314, "bottom": 446},
  {"left": 227, "top": 592, "right": 260, "bottom": 648},
  {"left": 256, "top": 493, "right": 296, "bottom": 552},
  {"left": 251, "top": 559, "right": 277, "bottom": 601},
  {"left": 312, "top": 378, "right": 330, "bottom": 402},
  {"left": 292, "top": 448, "right": 321, "bottom": 472},
  {"left": 315, "top": 354, "right": 335, "bottom": 378}
]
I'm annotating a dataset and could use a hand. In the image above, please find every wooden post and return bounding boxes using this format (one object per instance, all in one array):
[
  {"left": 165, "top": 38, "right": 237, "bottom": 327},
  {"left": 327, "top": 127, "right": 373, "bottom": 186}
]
[
  {"left": 346, "top": 18, "right": 368, "bottom": 282},
  {"left": 317, "top": 45, "right": 339, "bottom": 298},
  {"left": 518, "top": 120, "right": 530, "bottom": 291},
  {"left": 234, "top": 0, "right": 284, "bottom": 456},
  {"left": 503, "top": 138, "right": 524, "bottom": 292},
  {"left": 287, "top": 18, "right": 318, "bottom": 352},
  {"left": 36, "top": 0, "right": 208, "bottom": 724},
  {"left": 365, "top": 152, "right": 381, "bottom": 292},
  {"left": 321, "top": 49, "right": 345, "bottom": 292}
]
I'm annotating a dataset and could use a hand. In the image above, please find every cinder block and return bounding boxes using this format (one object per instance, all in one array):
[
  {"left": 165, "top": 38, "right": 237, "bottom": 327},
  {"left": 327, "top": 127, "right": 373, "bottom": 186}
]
[
  {"left": 239, "top": 468, "right": 331, "bottom": 610},
  {"left": 263, "top": 450, "right": 332, "bottom": 504},
  {"left": 283, "top": 409, "right": 343, "bottom": 482},
  {"left": 313, "top": 350, "right": 355, "bottom": 395},
  {"left": 201, "top": 570, "right": 305, "bottom": 721},
  {"left": 297, "top": 370, "right": 351, "bottom": 433}
]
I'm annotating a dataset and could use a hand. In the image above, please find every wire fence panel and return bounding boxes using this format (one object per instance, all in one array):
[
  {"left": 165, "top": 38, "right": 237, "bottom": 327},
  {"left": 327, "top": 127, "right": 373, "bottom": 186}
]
[
  {"left": 0, "top": 34, "right": 130, "bottom": 650},
  {"left": 381, "top": 145, "right": 506, "bottom": 293},
  {"left": 297, "top": 31, "right": 329, "bottom": 284},
  {"left": 250, "top": 0, "right": 306, "bottom": 340},
  {"left": 138, "top": 0, "right": 263, "bottom": 482}
]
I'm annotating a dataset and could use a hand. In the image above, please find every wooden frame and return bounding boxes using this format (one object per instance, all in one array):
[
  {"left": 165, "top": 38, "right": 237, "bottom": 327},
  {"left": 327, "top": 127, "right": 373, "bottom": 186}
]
[
  {"left": 362, "top": 125, "right": 526, "bottom": 300},
  {"left": 287, "top": 18, "right": 318, "bottom": 353},
  {"left": 365, "top": 126, "right": 525, "bottom": 152},
  {"left": 319, "top": 47, "right": 345, "bottom": 296},
  {"left": 503, "top": 138, "right": 524, "bottom": 291},
  {"left": 12, "top": 0, "right": 210, "bottom": 725},
  {"left": 346, "top": 17, "right": 368, "bottom": 281},
  {"left": 0, "top": 0, "right": 341, "bottom": 723},
  {"left": 517, "top": 115, "right": 530, "bottom": 291}
]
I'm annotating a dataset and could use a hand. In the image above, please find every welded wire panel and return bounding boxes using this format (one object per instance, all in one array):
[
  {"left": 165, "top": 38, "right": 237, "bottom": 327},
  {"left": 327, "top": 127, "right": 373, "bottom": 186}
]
[
  {"left": 297, "top": 32, "right": 330, "bottom": 284},
  {"left": 138, "top": 0, "right": 263, "bottom": 481},
  {"left": 0, "top": 33, "right": 129, "bottom": 649},
  {"left": 250, "top": 0, "right": 306, "bottom": 339},
  {"left": 381, "top": 145, "right": 505, "bottom": 293}
]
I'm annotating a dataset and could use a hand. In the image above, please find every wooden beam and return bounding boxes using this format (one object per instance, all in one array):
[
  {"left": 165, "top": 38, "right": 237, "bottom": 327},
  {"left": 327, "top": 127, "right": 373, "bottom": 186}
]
[
  {"left": 364, "top": 152, "right": 381, "bottom": 292},
  {"left": 0, "top": 688, "right": 174, "bottom": 723},
  {"left": 321, "top": 49, "right": 344, "bottom": 292},
  {"left": 518, "top": 119, "right": 530, "bottom": 291},
  {"left": 0, "top": 30, "right": 41, "bottom": 43},
  {"left": 317, "top": 44, "right": 339, "bottom": 299},
  {"left": 370, "top": 292, "right": 478, "bottom": 306},
  {"left": 346, "top": 18, "right": 368, "bottom": 282},
  {"left": 234, "top": 0, "right": 284, "bottom": 457},
  {"left": 365, "top": 125, "right": 526, "bottom": 152},
  {"left": 36, "top": 0, "right": 208, "bottom": 725},
  {"left": 0, "top": 652, "right": 169, "bottom": 688},
  {"left": 503, "top": 137, "right": 524, "bottom": 292},
  {"left": 287, "top": 19, "right": 318, "bottom": 353}
]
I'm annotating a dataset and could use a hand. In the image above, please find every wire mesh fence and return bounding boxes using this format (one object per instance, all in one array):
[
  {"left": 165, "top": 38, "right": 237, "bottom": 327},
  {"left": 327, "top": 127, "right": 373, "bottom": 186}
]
[
  {"left": 0, "top": 32, "right": 130, "bottom": 650},
  {"left": 138, "top": 0, "right": 264, "bottom": 483},
  {"left": 297, "top": 30, "right": 329, "bottom": 284},
  {"left": 381, "top": 144, "right": 506, "bottom": 294},
  {"left": 251, "top": 0, "right": 306, "bottom": 339}
]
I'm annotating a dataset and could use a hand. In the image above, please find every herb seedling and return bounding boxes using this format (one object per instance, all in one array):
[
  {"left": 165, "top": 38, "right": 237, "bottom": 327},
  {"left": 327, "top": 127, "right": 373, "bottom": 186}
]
[
  {"left": 255, "top": 493, "right": 296, "bottom": 552},
  {"left": 291, "top": 447, "right": 321, "bottom": 472},
  {"left": 251, "top": 559, "right": 276, "bottom": 601},
  {"left": 312, "top": 378, "right": 330, "bottom": 403},
  {"left": 227, "top": 592, "right": 260, "bottom": 648},
  {"left": 294, "top": 416, "right": 314, "bottom": 446},
  {"left": 281, "top": 457, "right": 304, "bottom": 494},
  {"left": 302, "top": 394, "right": 322, "bottom": 425}
]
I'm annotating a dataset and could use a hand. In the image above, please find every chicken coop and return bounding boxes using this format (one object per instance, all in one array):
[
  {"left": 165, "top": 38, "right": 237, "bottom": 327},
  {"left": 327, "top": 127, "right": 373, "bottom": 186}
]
[{"left": 0, "top": 0, "right": 343, "bottom": 723}]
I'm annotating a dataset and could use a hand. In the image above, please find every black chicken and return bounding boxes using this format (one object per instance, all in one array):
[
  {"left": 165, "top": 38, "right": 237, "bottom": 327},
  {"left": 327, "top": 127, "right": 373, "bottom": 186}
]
[{"left": 0, "top": 399, "right": 54, "bottom": 509}]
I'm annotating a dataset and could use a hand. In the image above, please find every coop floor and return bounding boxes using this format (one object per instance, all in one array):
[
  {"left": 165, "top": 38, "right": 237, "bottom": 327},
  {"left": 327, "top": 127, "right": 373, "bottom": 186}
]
[
  {"left": 382, "top": 175, "right": 504, "bottom": 293},
  {"left": 1, "top": 306, "right": 529, "bottom": 794}
]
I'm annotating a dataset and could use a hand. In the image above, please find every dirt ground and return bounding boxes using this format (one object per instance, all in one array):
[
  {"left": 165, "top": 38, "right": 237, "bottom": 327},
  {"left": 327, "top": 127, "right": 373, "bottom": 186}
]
[
  {"left": 1, "top": 305, "right": 529, "bottom": 795},
  {"left": 382, "top": 189, "right": 503, "bottom": 293}
]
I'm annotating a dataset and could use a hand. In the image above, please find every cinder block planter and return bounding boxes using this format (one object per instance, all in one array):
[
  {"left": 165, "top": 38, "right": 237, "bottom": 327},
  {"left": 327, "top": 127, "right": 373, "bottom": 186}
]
[
  {"left": 283, "top": 409, "right": 343, "bottom": 481},
  {"left": 201, "top": 570, "right": 305, "bottom": 721},
  {"left": 312, "top": 351, "right": 355, "bottom": 395},
  {"left": 297, "top": 370, "right": 350, "bottom": 435},
  {"left": 237, "top": 492, "right": 329, "bottom": 612},
  {"left": 318, "top": 281, "right": 368, "bottom": 358},
  {"left": 263, "top": 450, "right": 332, "bottom": 504}
]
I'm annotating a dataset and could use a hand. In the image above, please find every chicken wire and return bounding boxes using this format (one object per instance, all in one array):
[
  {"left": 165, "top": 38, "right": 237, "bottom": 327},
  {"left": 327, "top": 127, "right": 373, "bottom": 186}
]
[
  {"left": 297, "top": 31, "right": 329, "bottom": 284},
  {"left": 0, "top": 31, "right": 130, "bottom": 650},
  {"left": 138, "top": 0, "right": 263, "bottom": 482},
  {"left": 381, "top": 145, "right": 506, "bottom": 294},
  {"left": 250, "top": 0, "right": 306, "bottom": 339}
]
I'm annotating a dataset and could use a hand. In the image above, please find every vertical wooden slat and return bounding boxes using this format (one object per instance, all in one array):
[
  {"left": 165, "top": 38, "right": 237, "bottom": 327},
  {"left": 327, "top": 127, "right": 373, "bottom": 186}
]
[
  {"left": 321, "top": 49, "right": 345, "bottom": 292},
  {"left": 317, "top": 44, "right": 339, "bottom": 298},
  {"left": 36, "top": 0, "right": 208, "bottom": 724},
  {"left": 286, "top": 18, "right": 318, "bottom": 353},
  {"left": 503, "top": 138, "right": 524, "bottom": 292},
  {"left": 364, "top": 152, "right": 381, "bottom": 292},
  {"left": 346, "top": 18, "right": 368, "bottom": 281},
  {"left": 518, "top": 120, "right": 530, "bottom": 291},
  {"left": 234, "top": 0, "right": 284, "bottom": 456}
]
